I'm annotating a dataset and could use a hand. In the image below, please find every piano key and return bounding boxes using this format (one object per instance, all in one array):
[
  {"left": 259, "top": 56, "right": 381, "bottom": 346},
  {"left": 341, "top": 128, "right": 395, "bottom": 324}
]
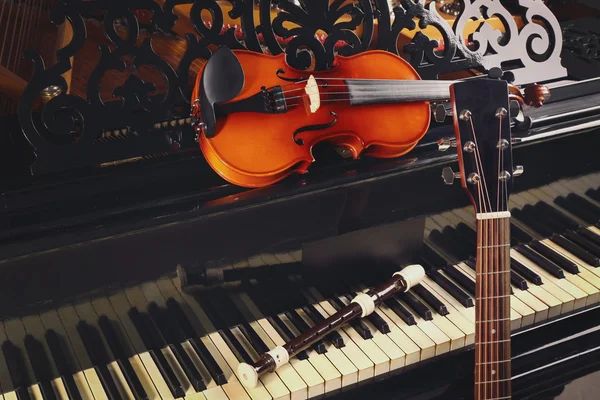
[
  {"left": 336, "top": 295, "right": 406, "bottom": 371},
  {"left": 534, "top": 201, "right": 580, "bottom": 231},
  {"left": 162, "top": 282, "right": 256, "bottom": 400},
  {"left": 397, "top": 292, "right": 432, "bottom": 321},
  {"left": 511, "top": 250, "right": 580, "bottom": 313},
  {"left": 586, "top": 188, "right": 600, "bottom": 203},
  {"left": 382, "top": 297, "right": 416, "bottom": 326},
  {"left": 563, "top": 230, "right": 600, "bottom": 259},
  {"left": 512, "top": 208, "right": 554, "bottom": 237},
  {"left": 514, "top": 245, "right": 565, "bottom": 279},
  {"left": 438, "top": 266, "right": 476, "bottom": 299},
  {"left": 529, "top": 241, "right": 580, "bottom": 274},
  {"left": 420, "top": 278, "right": 475, "bottom": 346},
  {"left": 510, "top": 222, "right": 534, "bottom": 245},
  {"left": 542, "top": 240, "right": 600, "bottom": 283},
  {"left": 464, "top": 258, "right": 526, "bottom": 291},
  {"left": 551, "top": 235, "right": 600, "bottom": 267},
  {"left": 577, "top": 227, "right": 600, "bottom": 247},
  {"left": 510, "top": 257, "right": 543, "bottom": 285},
  {"left": 556, "top": 196, "right": 598, "bottom": 225},
  {"left": 523, "top": 204, "right": 566, "bottom": 235},
  {"left": 411, "top": 285, "right": 449, "bottom": 316}
]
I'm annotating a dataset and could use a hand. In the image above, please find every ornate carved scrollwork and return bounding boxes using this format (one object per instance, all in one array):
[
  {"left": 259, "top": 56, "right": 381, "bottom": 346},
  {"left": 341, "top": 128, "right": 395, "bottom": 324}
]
[{"left": 17, "top": 0, "right": 566, "bottom": 176}]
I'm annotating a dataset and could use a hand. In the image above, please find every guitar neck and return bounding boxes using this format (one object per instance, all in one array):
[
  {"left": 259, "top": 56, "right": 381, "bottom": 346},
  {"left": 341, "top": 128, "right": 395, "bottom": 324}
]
[{"left": 474, "top": 214, "right": 512, "bottom": 400}]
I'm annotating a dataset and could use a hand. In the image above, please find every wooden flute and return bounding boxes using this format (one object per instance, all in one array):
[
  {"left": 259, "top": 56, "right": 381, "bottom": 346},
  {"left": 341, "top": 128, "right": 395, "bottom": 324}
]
[{"left": 236, "top": 264, "right": 425, "bottom": 388}]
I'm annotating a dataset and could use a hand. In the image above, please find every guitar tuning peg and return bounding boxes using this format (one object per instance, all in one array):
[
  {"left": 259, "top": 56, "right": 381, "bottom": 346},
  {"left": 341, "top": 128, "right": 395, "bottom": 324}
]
[
  {"left": 442, "top": 167, "right": 461, "bottom": 185},
  {"left": 437, "top": 137, "right": 457, "bottom": 152},
  {"left": 513, "top": 165, "right": 524, "bottom": 177}
]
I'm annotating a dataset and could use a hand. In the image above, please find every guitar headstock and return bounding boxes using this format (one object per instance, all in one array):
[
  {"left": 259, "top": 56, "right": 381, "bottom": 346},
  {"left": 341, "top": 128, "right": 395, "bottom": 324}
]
[{"left": 446, "top": 79, "right": 522, "bottom": 215}]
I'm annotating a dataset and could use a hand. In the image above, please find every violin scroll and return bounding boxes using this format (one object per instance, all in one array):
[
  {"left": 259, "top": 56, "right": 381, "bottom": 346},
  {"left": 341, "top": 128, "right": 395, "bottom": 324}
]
[{"left": 508, "top": 83, "right": 551, "bottom": 108}]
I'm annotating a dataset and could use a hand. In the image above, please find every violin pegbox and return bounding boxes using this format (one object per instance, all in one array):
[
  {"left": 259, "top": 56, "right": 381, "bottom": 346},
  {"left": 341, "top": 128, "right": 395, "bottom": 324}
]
[{"left": 446, "top": 79, "right": 522, "bottom": 215}]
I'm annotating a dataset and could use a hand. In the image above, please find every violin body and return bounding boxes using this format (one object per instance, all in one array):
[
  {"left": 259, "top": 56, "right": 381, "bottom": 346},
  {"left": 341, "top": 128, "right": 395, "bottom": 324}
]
[{"left": 192, "top": 49, "right": 430, "bottom": 188}]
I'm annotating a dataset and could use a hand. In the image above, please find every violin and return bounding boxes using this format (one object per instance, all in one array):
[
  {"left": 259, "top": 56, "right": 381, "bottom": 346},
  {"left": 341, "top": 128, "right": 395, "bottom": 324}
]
[{"left": 191, "top": 47, "right": 549, "bottom": 188}]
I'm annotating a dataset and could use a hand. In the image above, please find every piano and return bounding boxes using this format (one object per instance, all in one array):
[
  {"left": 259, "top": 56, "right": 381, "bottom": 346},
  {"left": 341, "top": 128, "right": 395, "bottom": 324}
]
[{"left": 1, "top": 1, "right": 600, "bottom": 399}]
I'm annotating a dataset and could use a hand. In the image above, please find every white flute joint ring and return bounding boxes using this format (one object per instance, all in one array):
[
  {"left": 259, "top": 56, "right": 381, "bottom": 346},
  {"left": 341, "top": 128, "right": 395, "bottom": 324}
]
[{"left": 394, "top": 264, "right": 425, "bottom": 290}]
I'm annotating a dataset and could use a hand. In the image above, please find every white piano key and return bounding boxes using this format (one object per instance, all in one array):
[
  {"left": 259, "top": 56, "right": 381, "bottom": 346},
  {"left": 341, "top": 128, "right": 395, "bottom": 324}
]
[
  {"left": 395, "top": 297, "right": 451, "bottom": 356},
  {"left": 3, "top": 392, "right": 17, "bottom": 400},
  {"left": 27, "top": 383, "right": 44, "bottom": 400},
  {"left": 541, "top": 240, "right": 600, "bottom": 296}
]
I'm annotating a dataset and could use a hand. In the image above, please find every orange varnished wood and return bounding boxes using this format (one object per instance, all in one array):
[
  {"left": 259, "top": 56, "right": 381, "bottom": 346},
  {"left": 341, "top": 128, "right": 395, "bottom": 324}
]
[{"left": 192, "top": 50, "right": 430, "bottom": 187}]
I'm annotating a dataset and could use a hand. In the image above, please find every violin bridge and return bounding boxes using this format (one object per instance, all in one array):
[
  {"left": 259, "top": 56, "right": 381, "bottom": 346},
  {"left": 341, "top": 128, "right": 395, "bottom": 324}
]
[{"left": 304, "top": 75, "right": 321, "bottom": 113}]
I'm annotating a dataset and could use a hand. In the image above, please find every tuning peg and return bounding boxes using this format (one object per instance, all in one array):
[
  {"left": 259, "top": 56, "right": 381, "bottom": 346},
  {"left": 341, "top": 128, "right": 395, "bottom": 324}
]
[
  {"left": 437, "top": 138, "right": 457, "bottom": 152},
  {"left": 434, "top": 103, "right": 453, "bottom": 123},
  {"left": 513, "top": 165, "right": 524, "bottom": 177},
  {"left": 442, "top": 167, "right": 461, "bottom": 185}
]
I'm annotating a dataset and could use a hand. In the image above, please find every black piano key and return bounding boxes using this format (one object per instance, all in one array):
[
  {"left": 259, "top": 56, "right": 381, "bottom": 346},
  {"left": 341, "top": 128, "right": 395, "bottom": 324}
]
[
  {"left": 329, "top": 297, "right": 373, "bottom": 340},
  {"left": 2, "top": 341, "right": 32, "bottom": 400},
  {"left": 147, "top": 302, "right": 206, "bottom": 392},
  {"left": 577, "top": 227, "right": 600, "bottom": 247},
  {"left": 423, "top": 243, "right": 449, "bottom": 268},
  {"left": 568, "top": 193, "right": 600, "bottom": 215},
  {"left": 514, "top": 246, "right": 565, "bottom": 279},
  {"left": 510, "top": 258, "right": 543, "bottom": 285},
  {"left": 398, "top": 292, "right": 432, "bottom": 321},
  {"left": 556, "top": 196, "right": 598, "bottom": 225},
  {"left": 444, "top": 226, "right": 476, "bottom": 256},
  {"left": 455, "top": 223, "right": 477, "bottom": 244},
  {"left": 164, "top": 299, "right": 227, "bottom": 385},
  {"left": 512, "top": 208, "right": 554, "bottom": 237},
  {"left": 411, "top": 284, "right": 448, "bottom": 316},
  {"left": 440, "top": 265, "right": 476, "bottom": 297},
  {"left": 530, "top": 241, "right": 580, "bottom": 274},
  {"left": 23, "top": 335, "right": 57, "bottom": 400},
  {"left": 535, "top": 202, "right": 580, "bottom": 230},
  {"left": 522, "top": 205, "right": 565, "bottom": 235},
  {"left": 127, "top": 308, "right": 184, "bottom": 398},
  {"left": 586, "top": 188, "right": 600, "bottom": 203},
  {"left": 383, "top": 298, "right": 416, "bottom": 326},
  {"left": 429, "top": 229, "right": 468, "bottom": 261},
  {"left": 45, "top": 330, "right": 82, "bottom": 400},
  {"left": 429, "top": 268, "right": 474, "bottom": 307},
  {"left": 552, "top": 234, "right": 600, "bottom": 266},
  {"left": 465, "top": 258, "right": 522, "bottom": 291},
  {"left": 510, "top": 222, "right": 533, "bottom": 245},
  {"left": 302, "top": 304, "right": 345, "bottom": 348},
  {"left": 564, "top": 231, "right": 600, "bottom": 259},
  {"left": 76, "top": 322, "right": 121, "bottom": 400},
  {"left": 98, "top": 316, "right": 148, "bottom": 400}
]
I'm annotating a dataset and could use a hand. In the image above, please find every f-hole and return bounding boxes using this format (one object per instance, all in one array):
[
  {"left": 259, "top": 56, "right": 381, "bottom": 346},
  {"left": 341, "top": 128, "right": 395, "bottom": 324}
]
[
  {"left": 293, "top": 111, "right": 338, "bottom": 145},
  {"left": 276, "top": 68, "right": 304, "bottom": 82}
]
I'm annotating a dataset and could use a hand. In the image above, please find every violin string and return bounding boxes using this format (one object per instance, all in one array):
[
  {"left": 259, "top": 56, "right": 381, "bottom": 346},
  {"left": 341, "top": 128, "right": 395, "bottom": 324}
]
[{"left": 281, "top": 81, "right": 454, "bottom": 94}]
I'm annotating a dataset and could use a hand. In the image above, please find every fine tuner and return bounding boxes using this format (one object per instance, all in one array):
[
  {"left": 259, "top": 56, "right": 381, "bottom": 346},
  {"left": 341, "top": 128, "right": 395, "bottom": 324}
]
[{"left": 235, "top": 264, "right": 426, "bottom": 389}]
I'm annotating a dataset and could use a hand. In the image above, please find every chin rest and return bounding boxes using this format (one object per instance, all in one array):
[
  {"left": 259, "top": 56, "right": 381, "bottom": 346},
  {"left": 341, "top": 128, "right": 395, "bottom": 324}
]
[{"left": 199, "top": 46, "right": 245, "bottom": 138}]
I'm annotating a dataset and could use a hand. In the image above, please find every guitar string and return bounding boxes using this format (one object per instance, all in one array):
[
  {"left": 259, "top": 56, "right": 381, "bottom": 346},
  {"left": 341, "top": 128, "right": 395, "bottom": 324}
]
[
  {"left": 15, "top": 0, "right": 33, "bottom": 72},
  {"left": 8, "top": 0, "right": 24, "bottom": 71},
  {"left": 0, "top": 0, "right": 16, "bottom": 65}
]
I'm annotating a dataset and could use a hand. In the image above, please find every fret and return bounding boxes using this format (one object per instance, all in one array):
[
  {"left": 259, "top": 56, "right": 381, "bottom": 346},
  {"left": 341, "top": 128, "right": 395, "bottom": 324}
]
[
  {"left": 477, "top": 295, "right": 511, "bottom": 300},
  {"left": 476, "top": 270, "right": 511, "bottom": 276},
  {"left": 476, "top": 318, "right": 511, "bottom": 323},
  {"left": 477, "top": 339, "right": 510, "bottom": 345},
  {"left": 477, "top": 244, "right": 510, "bottom": 249},
  {"left": 475, "top": 379, "right": 511, "bottom": 385},
  {"left": 475, "top": 360, "right": 510, "bottom": 366}
]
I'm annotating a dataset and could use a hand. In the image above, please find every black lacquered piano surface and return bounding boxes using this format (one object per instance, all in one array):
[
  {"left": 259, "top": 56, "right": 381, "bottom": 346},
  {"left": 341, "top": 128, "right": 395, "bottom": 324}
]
[{"left": 2, "top": 13, "right": 600, "bottom": 400}]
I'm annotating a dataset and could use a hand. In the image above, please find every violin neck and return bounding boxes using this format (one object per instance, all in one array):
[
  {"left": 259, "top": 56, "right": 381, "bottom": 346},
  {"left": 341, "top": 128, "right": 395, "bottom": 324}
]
[
  {"left": 474, "top": 214, "right": 512, "bottom": 400},
  {"left": 345, "top": 79, "right": 455, "bottom": 106}
]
